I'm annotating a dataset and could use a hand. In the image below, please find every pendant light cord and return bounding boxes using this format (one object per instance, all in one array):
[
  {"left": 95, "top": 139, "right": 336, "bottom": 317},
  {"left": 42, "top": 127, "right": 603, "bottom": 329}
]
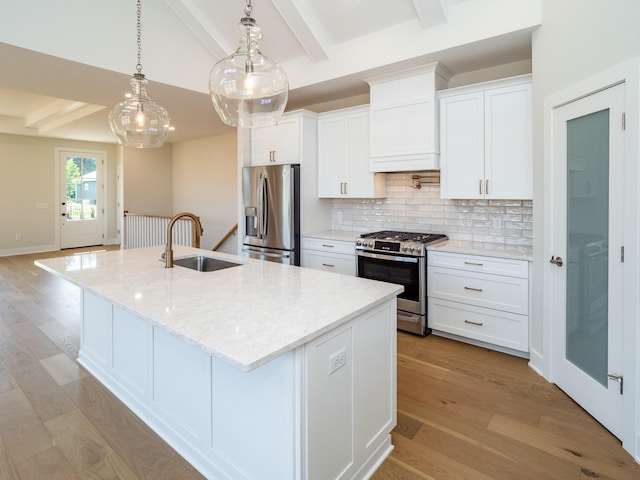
[
  {"left": 136, "top": 0, "right": 143, "bottom": 74},
  {"left": 244, "top": 0, "right": 252, "bottom": 18}
]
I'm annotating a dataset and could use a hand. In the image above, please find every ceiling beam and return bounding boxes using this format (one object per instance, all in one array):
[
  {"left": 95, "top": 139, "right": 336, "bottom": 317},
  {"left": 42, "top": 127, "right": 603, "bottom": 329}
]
[
  {"left": 411, "top": 0, "right": 449, "bottom": 28},
  {"left": 25, "top": 100, "right": 106, "bottom": 133},
  {"left": 164, "top": 0, "right": 232, "bottom": 59},
  {"left": 270, "top": 0, "right": 330, "bottom": 63}
]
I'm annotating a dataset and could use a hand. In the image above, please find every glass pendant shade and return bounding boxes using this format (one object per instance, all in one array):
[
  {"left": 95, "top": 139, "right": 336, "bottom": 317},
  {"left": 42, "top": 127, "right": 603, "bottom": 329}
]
[
  {"left": 209, "top": 19, "right": 288, "bottom": 128},
  {"left": 109, "top": 73, "right": 171, "bottom": 148}
]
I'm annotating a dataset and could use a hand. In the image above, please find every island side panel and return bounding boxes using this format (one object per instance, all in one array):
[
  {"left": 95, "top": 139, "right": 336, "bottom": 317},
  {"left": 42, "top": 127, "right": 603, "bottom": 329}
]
[
  {"left": 210, "top": 351, "right": 299, "bottom": 479},
  {"left": 304, "top": 299, "right": 397, "bottom": 480}
]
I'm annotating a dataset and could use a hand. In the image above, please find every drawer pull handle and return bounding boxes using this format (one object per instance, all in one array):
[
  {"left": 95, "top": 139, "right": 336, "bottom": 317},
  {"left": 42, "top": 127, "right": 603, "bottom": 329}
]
[
  {"left": 322, "top": 263, "right": 335, "bottom": 267},
  {"left": 322, "top": 244, "right": 335, "bottom": 248},
  {"left": 465, "top": 320, "right": 484, "bottom": 326},
  {"left": 464, "top": 261, "right": 483, "bottom": 266},
  {"left": 464, "top": 286, "right": 483, "bottom": 292}
]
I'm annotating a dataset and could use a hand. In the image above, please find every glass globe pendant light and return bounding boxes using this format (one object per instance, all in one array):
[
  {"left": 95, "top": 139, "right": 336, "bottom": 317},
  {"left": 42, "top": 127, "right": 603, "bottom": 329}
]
[
  {"left": 209, "top": 0, "right": 288, "bottom": 128},
  {"left": 109, "top": 0, "right": 171, "bottom": 148}
]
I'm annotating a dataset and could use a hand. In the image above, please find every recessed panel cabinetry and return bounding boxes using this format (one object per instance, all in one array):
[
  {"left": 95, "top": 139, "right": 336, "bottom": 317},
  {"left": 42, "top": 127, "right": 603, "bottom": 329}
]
[
  {"left": 427, "top": 250, "right": 530, "bottom": 354},
  {"left": 366, "top": 63, "right": 452, "bottom": 172},
  {"left": 439, "top": 75, "right": 532, "bottom": 199},
  {"left": 317, "top": 105, "right": 386, "bottom": 198},
  {"left": 250, "top": 110, "right": 315, "bottom": 166},
  {"left": 302, "top": 236, "right": 356, "bottom": 276}
]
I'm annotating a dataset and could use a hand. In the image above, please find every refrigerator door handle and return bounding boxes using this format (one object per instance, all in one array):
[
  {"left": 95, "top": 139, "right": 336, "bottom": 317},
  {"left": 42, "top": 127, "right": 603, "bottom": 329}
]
[
  {"left": 261, "top": 176, "right": 268, "bottom": 238},
  {"left": 257, "top": 174, "right": 267, "bottom": 239}
]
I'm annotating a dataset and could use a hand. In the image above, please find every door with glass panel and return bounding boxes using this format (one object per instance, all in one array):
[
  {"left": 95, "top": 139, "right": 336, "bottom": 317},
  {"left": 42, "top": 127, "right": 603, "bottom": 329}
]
[
  {"left": 551, "top": 83, "right": 624, "bottom": 438},
  {"left": 59, "top": 150, "right": 104, "bottom": 249}
]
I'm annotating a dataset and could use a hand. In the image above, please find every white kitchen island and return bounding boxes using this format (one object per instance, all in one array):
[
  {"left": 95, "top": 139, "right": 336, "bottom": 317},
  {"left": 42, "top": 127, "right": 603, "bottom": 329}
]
[{"left": 35, "top": 246, "right": 402, "bottom": 480}]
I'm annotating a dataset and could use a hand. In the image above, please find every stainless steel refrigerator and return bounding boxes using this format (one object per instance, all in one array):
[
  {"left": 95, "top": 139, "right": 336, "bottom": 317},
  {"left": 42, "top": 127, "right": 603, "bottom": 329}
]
[{"left": 242, "top": 164, "right": 300, "bottom": 265}]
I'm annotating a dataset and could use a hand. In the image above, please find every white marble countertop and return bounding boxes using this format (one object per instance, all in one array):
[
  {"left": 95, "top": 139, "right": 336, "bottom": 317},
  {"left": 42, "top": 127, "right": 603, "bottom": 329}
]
[
  {"left": 303, "top": 229, "right": 359, "bottom": 242},
  {"left": 36, "top": 246, "right": 402, "bottom": 372},
  {"left": 427, "top": 239, "right": 533, "bottom": 261}
]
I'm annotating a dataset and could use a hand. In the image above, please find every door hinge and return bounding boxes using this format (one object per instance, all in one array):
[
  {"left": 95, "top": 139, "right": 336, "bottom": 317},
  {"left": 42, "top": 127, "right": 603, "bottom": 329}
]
[
  {"left": 621, "top": 245, "right": 625, "bottom": 263},
  {"left": 622, "top": 112, "right": 626, "bottom": 130}
]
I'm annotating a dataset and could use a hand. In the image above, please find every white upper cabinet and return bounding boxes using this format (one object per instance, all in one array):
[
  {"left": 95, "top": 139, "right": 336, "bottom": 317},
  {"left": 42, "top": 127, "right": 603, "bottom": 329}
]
[
  {"left": 439, "top": 75, "right": 533, "bottom": 199},
  {"left": 318, "top": 105, "right": 386, "bottom": 198},
  {"left": 251, "top": 111, "right": 309, "bottom": 166},
  {"left": 366, "top": 63, "right": 452, "bottom": 172}
]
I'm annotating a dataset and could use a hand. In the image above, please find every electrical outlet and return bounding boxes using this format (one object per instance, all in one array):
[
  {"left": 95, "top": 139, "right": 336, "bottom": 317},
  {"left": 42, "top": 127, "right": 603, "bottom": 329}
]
[
  {"left": 329, "top": 348, "right": 347, "bottom": 374},
  {"left": 15, "top": 234, "right": 21, "bottom": 241},
  {"left": 492, "top": 218, "right": 502, "bottom": 229}
]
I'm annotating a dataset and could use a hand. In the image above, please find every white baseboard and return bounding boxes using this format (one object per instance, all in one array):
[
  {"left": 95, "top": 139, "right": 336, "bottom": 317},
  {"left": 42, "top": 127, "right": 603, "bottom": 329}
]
[
  {"left": 0, "top": 244, "right": 57, "bottom": 257},
  {"left": 527, "top": 347, "right": 549, "bottom": 380}
]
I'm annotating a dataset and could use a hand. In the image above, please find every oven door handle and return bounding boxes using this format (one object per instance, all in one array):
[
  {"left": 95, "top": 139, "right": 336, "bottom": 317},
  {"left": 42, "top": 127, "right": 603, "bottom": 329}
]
[{"left": 356, "top": 251, "right": 419, "bottom": 263}]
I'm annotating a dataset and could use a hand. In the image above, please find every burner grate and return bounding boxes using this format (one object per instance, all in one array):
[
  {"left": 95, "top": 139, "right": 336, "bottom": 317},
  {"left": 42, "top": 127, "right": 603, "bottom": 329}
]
[{"left": 360, "top": 230, "right": 447, "bottom": 245}]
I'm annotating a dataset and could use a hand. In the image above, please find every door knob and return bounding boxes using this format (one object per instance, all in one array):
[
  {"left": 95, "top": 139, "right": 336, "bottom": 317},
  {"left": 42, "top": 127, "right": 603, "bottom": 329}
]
[
  {"left": 61, "top": 213, "right": 66, "bottom": 217},
  {"left": 549, "top": 256, "right": 563, "bottom": 267}
]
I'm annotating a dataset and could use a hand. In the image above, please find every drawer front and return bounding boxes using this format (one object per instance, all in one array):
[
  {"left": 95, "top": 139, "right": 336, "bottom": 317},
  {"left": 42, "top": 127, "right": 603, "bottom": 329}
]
[
  {"left": 302, "top": 237, "right": 355, "bottom": 256},
  {"left": 428, "top": 266, "right": 528, "bottom": 315},
  {"left": 428, "top": 251, "right": 528, "bottom": 278},
  {"left": 428, "top": 297, "right": 528, "bottom": 352},
  {"left": 302, "top": 250, "right": 355, "bottom": 276}
]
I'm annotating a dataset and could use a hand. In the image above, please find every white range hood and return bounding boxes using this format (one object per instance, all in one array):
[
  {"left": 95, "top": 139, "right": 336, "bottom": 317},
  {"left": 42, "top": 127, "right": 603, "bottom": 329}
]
[{"left": 366, "top": 62, "right": 453, "bottom": 172}]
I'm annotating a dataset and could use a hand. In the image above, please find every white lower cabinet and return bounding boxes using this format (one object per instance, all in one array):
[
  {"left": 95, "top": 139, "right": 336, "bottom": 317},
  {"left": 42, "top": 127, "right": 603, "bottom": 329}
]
[
  {"left": 79, "top": 290, "right": 395, "bottom": 479},
  {"left": 302, "top": 236, "right": 356, "bottom": 276},
  {"left": 427, "top": 251, "right": 530, "bottom": 354}
]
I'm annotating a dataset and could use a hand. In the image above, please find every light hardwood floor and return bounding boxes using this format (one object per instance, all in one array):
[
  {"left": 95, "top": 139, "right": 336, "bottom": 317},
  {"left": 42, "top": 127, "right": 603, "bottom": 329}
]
[{"left": 1, "top": 247, "right": 639, "bottom": 479}]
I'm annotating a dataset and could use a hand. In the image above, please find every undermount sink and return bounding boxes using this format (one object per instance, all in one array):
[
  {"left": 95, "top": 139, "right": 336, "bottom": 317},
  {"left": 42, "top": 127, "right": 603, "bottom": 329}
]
[{"left": 173, "top": 255, "right": 243, "bottom": 272}]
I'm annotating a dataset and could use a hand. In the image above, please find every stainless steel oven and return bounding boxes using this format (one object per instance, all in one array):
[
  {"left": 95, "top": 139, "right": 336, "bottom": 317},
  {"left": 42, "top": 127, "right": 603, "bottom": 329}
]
[{"left": 356, "top": 231, "right": 447, "bottom": 336}]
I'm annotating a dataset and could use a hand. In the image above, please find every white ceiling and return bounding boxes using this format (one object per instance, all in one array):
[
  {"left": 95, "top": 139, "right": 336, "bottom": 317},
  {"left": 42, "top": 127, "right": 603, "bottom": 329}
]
[{"left": 0, "top": 0, "right": 541, "bottom": 144}]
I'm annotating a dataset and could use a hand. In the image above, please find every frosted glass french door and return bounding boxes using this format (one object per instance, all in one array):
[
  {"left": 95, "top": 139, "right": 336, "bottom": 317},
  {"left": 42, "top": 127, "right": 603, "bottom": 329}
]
[{"left": 552, "top": 83, "right": 624, "bottom": 438}]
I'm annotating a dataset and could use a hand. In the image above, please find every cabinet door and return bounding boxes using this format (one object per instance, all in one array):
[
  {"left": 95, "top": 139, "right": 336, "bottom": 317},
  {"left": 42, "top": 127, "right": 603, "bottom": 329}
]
[
  {"left": 250, "top": 116, "right": 301, "bottom": 165},
  {"left": 343, "top": 111, "right": 373, "bottom": 197},
  {"left": 318, "top": 116, "right": 346, "bottom": 197},
  {"left": 250, "top": 125, "right": 277, "bottom": 166},
  {"left": 439, "top": 91, "right": 484, "bottom": 199},
  {"left": 484, "top": 83, "right": 532, "bottom": 199},
  {"left": 273, "top": 116, "right": 300, "bottom": 164}
]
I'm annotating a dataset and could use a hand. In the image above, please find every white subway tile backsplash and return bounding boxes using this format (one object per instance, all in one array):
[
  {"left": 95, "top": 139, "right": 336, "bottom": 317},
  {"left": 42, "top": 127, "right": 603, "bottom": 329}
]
[{"left": 330, "top": 173, "right": 533, "bottom": 246}]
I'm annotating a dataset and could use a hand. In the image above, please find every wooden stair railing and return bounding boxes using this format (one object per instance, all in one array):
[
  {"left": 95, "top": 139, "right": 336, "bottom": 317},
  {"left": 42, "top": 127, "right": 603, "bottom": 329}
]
[{"left": 212, "top": 223, "right": 238, "bottom": 252}]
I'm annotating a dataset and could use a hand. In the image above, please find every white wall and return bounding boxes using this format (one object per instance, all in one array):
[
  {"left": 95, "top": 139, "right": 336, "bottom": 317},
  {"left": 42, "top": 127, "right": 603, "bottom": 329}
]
[
  {"left": 171, "top": 133, "right": 238, "bottom": 254},
  {"left": 0, "top": 133, "right": 118, "bottom": 255},
  {"left": 530, "top": 0, "right": 640, "bottom": 370}
]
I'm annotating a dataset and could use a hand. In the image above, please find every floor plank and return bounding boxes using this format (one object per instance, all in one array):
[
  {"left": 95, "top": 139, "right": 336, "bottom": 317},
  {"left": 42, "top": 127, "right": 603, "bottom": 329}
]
[{"left": 40, "top": 353, "right": 87, "bottom": 386}]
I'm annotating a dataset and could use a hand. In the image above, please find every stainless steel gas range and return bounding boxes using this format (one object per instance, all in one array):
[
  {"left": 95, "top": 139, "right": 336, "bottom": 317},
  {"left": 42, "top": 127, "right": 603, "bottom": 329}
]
[{"left": 355, "top": 230, "right": 447, "bottom": 336}]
